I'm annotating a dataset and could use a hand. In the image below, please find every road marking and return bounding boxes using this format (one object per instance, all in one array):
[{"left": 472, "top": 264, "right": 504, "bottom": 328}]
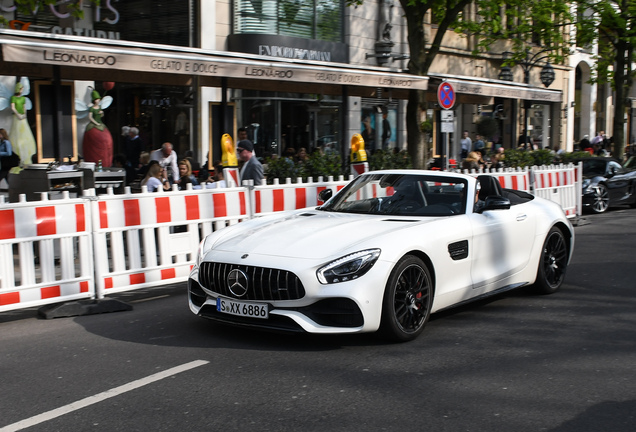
[{"left": 0, "top": 360, "right": 209, "bottom": 432}]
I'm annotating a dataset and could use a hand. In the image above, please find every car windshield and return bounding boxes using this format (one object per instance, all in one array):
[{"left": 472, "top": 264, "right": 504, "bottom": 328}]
[
  {"left": 582, "top": 159, "right": 608, "bottom": 176},
  {"left": 319, "top": 173, "right": 468, "bottom": 216}
]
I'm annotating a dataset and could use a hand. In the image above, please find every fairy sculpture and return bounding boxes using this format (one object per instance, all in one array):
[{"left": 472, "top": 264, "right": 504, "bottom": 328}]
[
  {"left": 76, "top": 86, "right": 114, "bottom": 167},
  {"left": 0, "top": 77, "right": 36, "bottom": 166}
]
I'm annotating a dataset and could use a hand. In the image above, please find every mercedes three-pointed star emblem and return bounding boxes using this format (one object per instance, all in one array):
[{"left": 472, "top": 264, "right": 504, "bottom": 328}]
[{"left": 227, "top": 269, "right": 249, "bottom": 297}]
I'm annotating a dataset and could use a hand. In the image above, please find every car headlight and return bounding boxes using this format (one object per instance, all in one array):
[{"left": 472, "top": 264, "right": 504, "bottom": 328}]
[
  {"left": 317, "top": 249, "right": 381, "bottom": 284},
  {"left": 196, "top": 236, "right": 215, "bottom": 266}
]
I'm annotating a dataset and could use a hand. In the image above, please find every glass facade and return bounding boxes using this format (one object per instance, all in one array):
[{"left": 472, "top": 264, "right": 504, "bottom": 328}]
[
  {"left": 234, "top": 90, "right": 342, "bottom": 158},
  {"left": 12, "top": 0, "right": 197, "bottom": 164},
  {"left": 233, "top": 0, "right": 343, "bottom": 42}
]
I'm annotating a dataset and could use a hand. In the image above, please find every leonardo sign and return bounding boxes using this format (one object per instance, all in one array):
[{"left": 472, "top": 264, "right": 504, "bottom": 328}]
[{"left": 0, "top": 37, "right": 428, "bottom": 91}]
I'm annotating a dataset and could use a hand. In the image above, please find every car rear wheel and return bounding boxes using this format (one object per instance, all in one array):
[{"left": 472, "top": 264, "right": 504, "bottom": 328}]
[
  {"left": 534, "top": 227, "right": 568, "bottom": 294},
  {"left": 380, "top": 255, "right": 433, "bottom": 342},
  {"left": 591, "top": 184, "right": 609, "bottom": 213}
]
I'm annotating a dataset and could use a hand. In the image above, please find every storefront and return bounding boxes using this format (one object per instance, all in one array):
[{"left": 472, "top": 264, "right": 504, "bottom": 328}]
[
  {"left": 0, "top": 28, "right": 426, "bottom": 170},
  {"left": 427, "top": 74, "right": 562, "bottom": 161}
]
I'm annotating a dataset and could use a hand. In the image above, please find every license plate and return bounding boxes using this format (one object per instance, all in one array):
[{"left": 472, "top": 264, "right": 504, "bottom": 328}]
[{"left": 216, "top": 297, "right": 269, "bottom": 319}]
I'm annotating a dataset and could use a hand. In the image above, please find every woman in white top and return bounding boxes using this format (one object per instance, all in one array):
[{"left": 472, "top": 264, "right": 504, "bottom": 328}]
[{"left": 141, "top": 163, "right": 170, "bottom": 192}]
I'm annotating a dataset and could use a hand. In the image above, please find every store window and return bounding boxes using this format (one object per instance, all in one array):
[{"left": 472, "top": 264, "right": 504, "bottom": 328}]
[
  {"left": 233, "top": 90, "right": 342, "bottom": 159},
  {"left": 234, "top": 0, "right": 343, "bottom": 42},
  {"left": 14, "top": 0, "right": 195, "bottom": 47},
  {"left": 360, "top": 102, "right": 399, "bottom": 153}
]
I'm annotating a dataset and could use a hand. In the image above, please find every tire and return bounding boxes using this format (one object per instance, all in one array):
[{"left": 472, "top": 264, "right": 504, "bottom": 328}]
[
  {"left": 379, "top": 255, "right": 433, "bottom": 342},
  {"left": 590, "top": 184, "right": 609, "bottom": 213},
  {"left": 533, "top": 227, "right": 568, "bottom": 294}
]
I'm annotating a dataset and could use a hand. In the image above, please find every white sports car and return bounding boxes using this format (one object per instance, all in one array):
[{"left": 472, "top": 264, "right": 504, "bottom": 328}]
[{"left": 188, "top": 170, "right": 574, "bottom": 342}]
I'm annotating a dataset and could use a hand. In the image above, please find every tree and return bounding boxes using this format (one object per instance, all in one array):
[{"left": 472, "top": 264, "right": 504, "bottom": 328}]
[
  {"left": 0, "top": 0, "right": 97, "bottom": 24},
  {"left": 575, "top": 0, "right": 636, "bottom": 159},
  {"left": 347, "top": 0, "right": 571, "bottom": 168}
]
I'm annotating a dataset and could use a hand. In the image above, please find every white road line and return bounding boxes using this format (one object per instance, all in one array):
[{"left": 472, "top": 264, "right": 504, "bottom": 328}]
[{"left": 0, "top": 360, "right": 209, "bottom": 432}]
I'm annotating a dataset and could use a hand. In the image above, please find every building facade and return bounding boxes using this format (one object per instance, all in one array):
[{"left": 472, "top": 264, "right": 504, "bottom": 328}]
[{"left": 0, "top": 0, "right": 611, "bottom": 179}]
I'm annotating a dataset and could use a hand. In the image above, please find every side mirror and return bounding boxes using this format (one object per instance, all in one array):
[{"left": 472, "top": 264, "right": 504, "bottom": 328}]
[
  {"left": 478, "top": 196, "right": 511, "bottom": 213},
  {"left": 318, "top": 189, "right": 333, "bottom": 203}
]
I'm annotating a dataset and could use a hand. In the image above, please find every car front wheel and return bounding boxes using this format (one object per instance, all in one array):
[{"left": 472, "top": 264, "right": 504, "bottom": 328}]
[
  {"left": 534, "top": 227, "right": 568, "bottom": 294},
  {"left": 380, "top": 255, "right": 433, "bottom": 342},
  {"left": 591, "top": 184, "right": 609, "bottom": 213}
]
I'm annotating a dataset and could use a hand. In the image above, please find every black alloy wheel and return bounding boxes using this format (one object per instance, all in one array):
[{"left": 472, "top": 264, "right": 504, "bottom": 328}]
[
  {"left": 380, "top": 255, "right": 433, "bottom": 342},
  {"left": 591, "top": 184, "right": 610, "bottom": 213},
  {"left": 534, "top": 227, "right": 569, "bottom": 294}
]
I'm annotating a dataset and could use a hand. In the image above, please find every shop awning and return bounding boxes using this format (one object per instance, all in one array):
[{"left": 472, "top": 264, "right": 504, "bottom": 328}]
[
  {"left": 429, "top": 73, "right": 562, "bottom": 103},
  {"left": 0, "top": 30, "right": 427, "bottom": 94}
]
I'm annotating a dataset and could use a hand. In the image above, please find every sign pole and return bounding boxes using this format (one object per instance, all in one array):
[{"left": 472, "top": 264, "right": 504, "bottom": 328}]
[{"left": 438, "top": 81, "right": 456, "bottom": 172}]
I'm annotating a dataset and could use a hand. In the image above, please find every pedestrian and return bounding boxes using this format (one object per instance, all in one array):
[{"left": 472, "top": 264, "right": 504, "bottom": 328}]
[
  {"left": 381, "top": 109, "right": 391, "bottom": 149},
  {"left": 113, "top": 153, "right": 136, "bottom": 185},
  {"left": 184, "top": 149, "right": 200, "bottom": 171},
  {"left": 0, "top": 128, "right": 19, "bottom": 183},
  {"left": 237, "top": 127, "right": 248, "bottom": 142},
  {"left": 150, "top": 142, "right": 179, "bottom": 183},
  {"left": 462, "top": 151, "right": 482, "bottom": 171},
  {"left": 518, "top": 130, "right": 531, "bottom": 150},
  {"left": 460, "top": 130, "right": 472, "bottom": 159},
  {"left": 361, "top": 115, "right": 375, "bottom": 151},
  {"left": 237, "top": 140, "right": 264, "bottom": 185},
  {"left": 126, "top": 127, "right": 143, "bottom": 168},
  {"left": 176, "top": 159, "right": 199, "bottom": 190},
  {"left": 141, "top": 162, "right": 170, "bottom": 192},
  {"left": 473, "top": 133, "right": 485, "bottom": 156},
  {"left": 205, "top": 163, "right": 227, "bottom": 189}
]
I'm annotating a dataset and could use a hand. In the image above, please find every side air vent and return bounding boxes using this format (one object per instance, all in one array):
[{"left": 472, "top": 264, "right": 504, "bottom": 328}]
[{"left": 448, "top": 240, "right": 469, "bottom": 260}]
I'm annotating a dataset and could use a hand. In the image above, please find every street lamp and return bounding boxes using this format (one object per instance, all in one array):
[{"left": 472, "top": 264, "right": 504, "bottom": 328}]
[{"left": 499, "top": 48, "right": 556, "bottom": 149}]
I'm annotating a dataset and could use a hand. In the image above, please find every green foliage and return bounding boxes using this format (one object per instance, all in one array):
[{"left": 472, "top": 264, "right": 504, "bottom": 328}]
[
  {"left": 559, "top": 151, "right": 593, "bottom": 164},
  {"left": 502, "top": 148, "right": 537, "bottom": 168},
  {"left": 476, "top": 116, "right": 499, "bottom": 141},
  {"left": 264, "top": 157, "right": 298, "bottom": 183},
  {"left": 502, "top": 149, "right": 593, "bottom": 168},
  {"left": 420, "top": 119, "right": 433, "bottom": 134},
  {"left": 1, "top": 0, "right": 98, "bottom": 24},
  {"left": 530, "top": 149, "right": 556, "bottom": 166},
  {"left": 265, "top": 152, "right": 345, "bottom": 184},
  {"left": 368, "top": 150, "right": 412, "bottom": 171},
  {"left": 301, "top": 152, "right": 345, "bottom": 180}
]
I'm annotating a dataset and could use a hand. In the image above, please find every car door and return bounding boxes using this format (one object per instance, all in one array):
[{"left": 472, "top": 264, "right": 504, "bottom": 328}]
[
  {"left": 605, "top": 160, "right": 634, "bottom": 204},
  {"left": 468, "top": 202, "right": 537, "bottom": 292}
]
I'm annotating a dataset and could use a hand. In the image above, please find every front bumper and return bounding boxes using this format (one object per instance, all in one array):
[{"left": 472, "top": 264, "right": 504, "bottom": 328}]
[{"left": 187, "top": 258, "right": 393, "bottom": 335}]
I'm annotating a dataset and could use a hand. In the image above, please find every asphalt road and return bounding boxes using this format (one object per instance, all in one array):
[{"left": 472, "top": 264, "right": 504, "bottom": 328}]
[{"left": 1, "top": 209, "right": 635, "bottom": 432}]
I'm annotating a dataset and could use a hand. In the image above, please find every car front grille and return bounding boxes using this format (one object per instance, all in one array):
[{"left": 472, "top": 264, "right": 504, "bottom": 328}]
[{"left": 198, "top": 262, "right": 306, "bottom": 301}]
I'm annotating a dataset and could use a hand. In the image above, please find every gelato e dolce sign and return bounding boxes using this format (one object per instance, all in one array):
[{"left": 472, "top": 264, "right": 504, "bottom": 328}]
[{"left": 2, "top": 43, "right": 428, "bottom": 90}]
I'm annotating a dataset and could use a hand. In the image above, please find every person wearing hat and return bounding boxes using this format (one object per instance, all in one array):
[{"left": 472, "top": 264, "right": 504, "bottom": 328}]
[
  {"left": 83, "top": 88, "right": 114, "bottom": 167},
  {"left": 237, "top": 140, "right": 263, "bottom": 186}
]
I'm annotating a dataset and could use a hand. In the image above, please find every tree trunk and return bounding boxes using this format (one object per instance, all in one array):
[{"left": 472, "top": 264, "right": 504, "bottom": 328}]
[
  {"left": 613, "top": 41, "right": 629, "bottom": 160},
  {"left": 402, "top": 3, "right": 427, "bottom": 168}
]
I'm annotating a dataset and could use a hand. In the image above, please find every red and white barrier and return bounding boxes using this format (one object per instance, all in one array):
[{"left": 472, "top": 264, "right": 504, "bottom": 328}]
[
  {"left": 0, "top": 193, "right": 94, "bottom": 312},
  {"left": 530, "top": 163, "right": 582, "bottom": 218},
  {"left": 90, "top": 186, "right": 248, "bottom": 297},
  {"left": 0, "top": 165, "right": 582, "bottom": 314},
  {"left": 460, "top": 167, "right": 531, "bottom": 192},
  {"left": 252, "top": 176, "right": 351, "bottom": 217}
]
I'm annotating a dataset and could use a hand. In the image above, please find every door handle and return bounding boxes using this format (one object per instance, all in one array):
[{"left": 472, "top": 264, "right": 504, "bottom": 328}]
[{"left": 516, "top": 214, "right": 527, "bottom": 221}]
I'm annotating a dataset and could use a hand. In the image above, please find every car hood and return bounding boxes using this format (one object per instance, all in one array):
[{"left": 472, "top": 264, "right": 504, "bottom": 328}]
[{"left": 208, "top": 210, "right": 436, "bottom": 260}]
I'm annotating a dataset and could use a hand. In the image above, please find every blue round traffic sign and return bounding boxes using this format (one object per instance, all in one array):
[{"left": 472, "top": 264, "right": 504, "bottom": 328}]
[{"left": 437, "top": 82, "right": 456, "bottom": 110}]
